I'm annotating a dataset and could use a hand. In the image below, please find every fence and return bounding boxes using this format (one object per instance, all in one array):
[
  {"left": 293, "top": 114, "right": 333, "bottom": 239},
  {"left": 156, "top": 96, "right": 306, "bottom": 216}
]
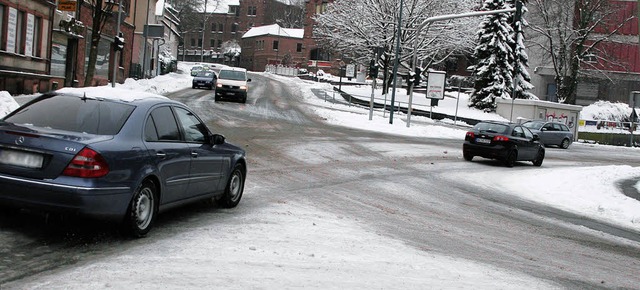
[{"left": 265, "top": 65, "right": 300, "bottom": 77}]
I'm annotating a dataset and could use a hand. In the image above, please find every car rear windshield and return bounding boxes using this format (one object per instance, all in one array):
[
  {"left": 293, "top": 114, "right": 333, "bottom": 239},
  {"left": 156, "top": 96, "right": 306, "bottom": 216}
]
[
  {"left": 474, "top": 122, "right": 509, "bottom": 134},
  {"left": 3, "top": 95, "right": 135, "bottom": 135},
  {"left": 196, "top": 71, "right": 215, "bottom": 77},
  {"left": 218, "top": 70, "right": 246, "bottom": 81}
]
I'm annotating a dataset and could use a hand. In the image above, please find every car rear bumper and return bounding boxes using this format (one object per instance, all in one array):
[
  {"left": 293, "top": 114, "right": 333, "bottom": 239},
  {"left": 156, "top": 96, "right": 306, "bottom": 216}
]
[
  {"left": 0, "top": 173, "right": 132, "bottom": 220},
  {"left": 463, "top": 142, "right": 509, "bottom": 160}
]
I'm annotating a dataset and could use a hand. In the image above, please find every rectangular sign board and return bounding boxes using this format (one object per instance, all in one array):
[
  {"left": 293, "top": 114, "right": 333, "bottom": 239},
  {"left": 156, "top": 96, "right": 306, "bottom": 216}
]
[
  {"left": 345, "top": 64, "right": 355, "bottom": 78},
  {"left": 426, "top": 70, "right": 446, "bottom": 100},
  {"left": 58, "top": 0, "right": 77, "bottom": 12}
]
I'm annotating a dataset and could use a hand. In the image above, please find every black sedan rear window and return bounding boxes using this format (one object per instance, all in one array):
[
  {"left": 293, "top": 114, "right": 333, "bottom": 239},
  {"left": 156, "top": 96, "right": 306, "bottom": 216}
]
[
  {"left": 3, "top": 95, "right": 135, "bottom": 135},
  {"left": 474, "top": 122, "right": 509, "bottom": 134}
]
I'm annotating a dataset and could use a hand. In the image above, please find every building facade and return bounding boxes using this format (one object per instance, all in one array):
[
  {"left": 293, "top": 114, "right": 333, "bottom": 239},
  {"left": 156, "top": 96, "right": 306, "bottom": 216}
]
[
  {"left": 240, "top": 24, "right": 305, "bottom": 71},
  {"left": 527, "top": 0, "right": 640, "bottom": 105},
  {"left": 0, "top": 0, "right": 56, "bottom": 94}
]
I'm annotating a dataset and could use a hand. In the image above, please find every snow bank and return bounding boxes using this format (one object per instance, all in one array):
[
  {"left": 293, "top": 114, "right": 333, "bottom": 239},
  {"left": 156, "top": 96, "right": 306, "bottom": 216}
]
[{"left": 0, "top": 91, "right": 20, "bottom": 117}]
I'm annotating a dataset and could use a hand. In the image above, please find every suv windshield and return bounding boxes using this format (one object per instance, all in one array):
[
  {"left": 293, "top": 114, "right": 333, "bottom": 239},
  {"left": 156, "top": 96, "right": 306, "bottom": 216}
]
[
  {"left": 3, "top": 95, "right": 135, "bottom": 135},
  {"left": 218, "top": 70, "right": 246, "bottom": 81}
]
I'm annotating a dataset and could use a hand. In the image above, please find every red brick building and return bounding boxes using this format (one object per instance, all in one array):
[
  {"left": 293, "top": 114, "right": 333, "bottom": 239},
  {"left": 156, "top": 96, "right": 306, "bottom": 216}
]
[
  {"left": 180, "top": 0, "right": 304, "bottom": 64},
  {"left": 240, "top": 24, "right": 305, "bottom": 71}
]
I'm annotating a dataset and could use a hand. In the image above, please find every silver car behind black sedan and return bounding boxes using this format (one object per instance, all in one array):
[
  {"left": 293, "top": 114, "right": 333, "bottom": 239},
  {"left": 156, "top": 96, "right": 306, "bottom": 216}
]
[
  {"left": 0, "top": 88, "right": 247, "bottom": 237},
  {"left": 522, "top": 120, "right": 574, "bottom": 149}
]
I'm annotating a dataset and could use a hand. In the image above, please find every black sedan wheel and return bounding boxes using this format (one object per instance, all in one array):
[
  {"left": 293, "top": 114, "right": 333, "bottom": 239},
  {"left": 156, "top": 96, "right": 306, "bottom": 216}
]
[
  {"left": 504, "top": 150, "right": 517, "bottom": 167},
  {"left": 124, "top": 180, "right": 157, "bottom": 237},
  {"left": 221, "top": 164, "right": 245, "bottom": 208},
  {"left": 463, "top": 152, "right": 473, "bottom": 161},
  {"left": 532, "top": 149, "right": 544, "bottom": 167},
  {"left": 560, "top": 138, "right": 571, "bottom": 149}
]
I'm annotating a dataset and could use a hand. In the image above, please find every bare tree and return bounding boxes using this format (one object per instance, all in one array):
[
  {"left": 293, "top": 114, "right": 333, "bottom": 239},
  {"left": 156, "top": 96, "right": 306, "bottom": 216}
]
[
  {"left": 83, "top": 0, "right": 117, "bottom": 86},
  {"left": 527, "top": 0, "right": 634, "bottom": 104},
  {"left": 313, "top": 0, "right": 479, "bottom": 94},
  {"left": 272, "top": 0, "right": 306, "bottom": 28}
]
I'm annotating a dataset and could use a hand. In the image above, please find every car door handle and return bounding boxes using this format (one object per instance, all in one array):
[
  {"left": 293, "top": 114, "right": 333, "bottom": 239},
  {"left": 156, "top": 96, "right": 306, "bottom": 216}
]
[
  {"left": 191, "top": 152, "right": 198, "bottom": 158},
  {"left": 156, "top": 152, "right": 167, "bottom": 158}
]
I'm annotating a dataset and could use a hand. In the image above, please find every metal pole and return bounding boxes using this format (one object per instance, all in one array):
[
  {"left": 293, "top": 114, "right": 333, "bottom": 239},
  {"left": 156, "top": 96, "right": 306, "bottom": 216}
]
[
  {"left": 201, "top": 0, "right": 208, "bottom": 63},
  {"left": 111, "top": 0, "right": 123, "bottom": 87},
  {"left": 369, "top": 52, "right": 377, "bottom": 121},
  {"left": 389, "top": 0, "right": 403, "bottom": 124},
  {"left": 142, "top": 0, "right": 151, "bottom": 78},
  {"left": 454, "top": 79, "right": 461, "bottom": 125},
  {"left": 510, "top": 0, "right": 521, "bottom": 122}
]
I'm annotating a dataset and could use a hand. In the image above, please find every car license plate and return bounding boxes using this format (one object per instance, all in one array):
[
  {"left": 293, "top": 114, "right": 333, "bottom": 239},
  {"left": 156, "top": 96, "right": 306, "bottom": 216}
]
[
  {"left": 475, "top": 138, "right": 491, "bottom": 144},
  {"left": 0, "top": 149, "right": 44, "bottom": 168}
]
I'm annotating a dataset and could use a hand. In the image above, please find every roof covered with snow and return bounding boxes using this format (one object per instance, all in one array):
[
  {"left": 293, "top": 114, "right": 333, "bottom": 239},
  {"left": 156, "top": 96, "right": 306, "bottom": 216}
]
[{"left": 242, "top": 24, "right": 304, "bottom": 39}]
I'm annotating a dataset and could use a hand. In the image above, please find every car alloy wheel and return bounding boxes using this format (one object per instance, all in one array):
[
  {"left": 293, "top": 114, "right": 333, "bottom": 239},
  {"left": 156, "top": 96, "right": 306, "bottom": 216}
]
[
  {"left": 533, "top": 150, "right": 544, "bottom": 167},
  {"left": 561, "top": 138, "right": 570, "bottom": 149}
]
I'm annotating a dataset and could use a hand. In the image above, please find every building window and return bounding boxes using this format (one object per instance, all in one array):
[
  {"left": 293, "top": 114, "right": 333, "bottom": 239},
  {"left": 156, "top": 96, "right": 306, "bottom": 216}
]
[
  {"left": 231, "top": 23, "right": 237, "bottom": 34},
  {"left": 211, "top": 23, "right": 217, "bottom": 32},
  {"left": 210, "top": 39, "right": 215, "bottom": 47},
  {"left": 0, "top": 5, "right": 4, "bottom": 51},
  {"left": 16, "top": 10, "right": 25, "bottom": 55},
  {"left": 273, "top": 40, "right": 279, "bottom": 51},
  {"left": 217, "top": 39, "right": 222, "bottom": 48},
  {"left": 296, "top": 43, "right": 302, "bottom": 53},
  {"left": 229, "top": 5, "right": 239, "bottom": 16},
  {"left": 248, "top": 6, "right": 257, "bottom": 16},
  {"left": 198, "top": 37, "right": 202, "bottom": 47},
  {"left": 30, "top": 16, "right": 42, "bottom": 57},
  {"left": 316, "top": 3, "right": 328, "bottom": 14},
  {"left": 218, "top": 23, "right": 224, "bottom": 33},
  {"left": 190, "top": 38, "right": 195, "bottom": 47}
]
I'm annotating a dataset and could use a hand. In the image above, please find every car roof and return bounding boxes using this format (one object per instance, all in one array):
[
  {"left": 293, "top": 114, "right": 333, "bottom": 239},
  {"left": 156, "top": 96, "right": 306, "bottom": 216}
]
[{"left": 219, "top": 67, "right": 247, "bottom": 72}]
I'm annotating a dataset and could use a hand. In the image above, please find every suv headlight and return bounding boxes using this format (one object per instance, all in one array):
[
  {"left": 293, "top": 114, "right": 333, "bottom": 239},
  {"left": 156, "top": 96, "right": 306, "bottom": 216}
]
[{"left": 240, "top": 85, "right": 248, "bottom": 90}]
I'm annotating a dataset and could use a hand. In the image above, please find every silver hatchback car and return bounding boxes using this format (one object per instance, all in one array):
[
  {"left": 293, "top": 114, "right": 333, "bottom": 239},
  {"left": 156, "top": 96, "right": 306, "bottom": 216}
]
[{"left": 522, "top": 120, "right": 574, "bottom": 149}]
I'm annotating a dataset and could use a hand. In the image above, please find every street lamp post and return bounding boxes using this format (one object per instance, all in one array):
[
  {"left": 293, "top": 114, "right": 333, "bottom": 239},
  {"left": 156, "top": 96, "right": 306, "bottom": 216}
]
[{"left": 201, "top": 0, "right": 208, "bottom": 63}]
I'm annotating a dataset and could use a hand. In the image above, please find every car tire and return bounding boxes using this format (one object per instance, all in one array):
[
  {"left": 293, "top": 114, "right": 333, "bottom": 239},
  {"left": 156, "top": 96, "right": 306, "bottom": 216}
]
[
  {"left": 463, "top": 152, "right": 473, "bottom": 161},
  {"left": 215, "top": 95, "right": 221, "bottom": 102},
  {"left": 241, "top": 95, "right": 247, "bottom": 103},
  {"left": 123, "top": 179, "right": 157, "bottom": 237},
  {"left": 504, "top": 150, "right": 517, "bottom": 167},
  {"left": 220, "top": 164, "right": 245, "bottom": 208},
  {"left": 560, "top": 138, "right": 571, "bottom": 149},
  {"left": 532, "top": 149, "right": 544, "bottom": 167},
  {"left": 192, "top": 85, "right": 196, "bottom": 89}
]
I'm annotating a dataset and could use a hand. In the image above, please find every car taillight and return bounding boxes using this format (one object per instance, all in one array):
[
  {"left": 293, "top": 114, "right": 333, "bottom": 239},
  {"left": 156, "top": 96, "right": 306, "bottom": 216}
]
[
  {"left": 62, "top": 148, "right": 109, "bottom": 178},
  {"left": 493, "top": 135, "right": 510, "bottom": 142},
  {"left": 465, "top": 132, "right": 475, "bottom": 139}
]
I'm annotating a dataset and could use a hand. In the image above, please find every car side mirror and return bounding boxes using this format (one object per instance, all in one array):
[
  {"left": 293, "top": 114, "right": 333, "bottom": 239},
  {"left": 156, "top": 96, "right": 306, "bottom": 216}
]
[
  {"left": 532, "top": 134, "right": 540, "bottom": 141},
  {"left": 210, "top": 134, "right": 225, "bottom": 145},
  {"left": 541, "top": 127, "right": 547, "bottom": 131},
  {"left": 247, "top": 78, "right": 252, "bottom": 82}
]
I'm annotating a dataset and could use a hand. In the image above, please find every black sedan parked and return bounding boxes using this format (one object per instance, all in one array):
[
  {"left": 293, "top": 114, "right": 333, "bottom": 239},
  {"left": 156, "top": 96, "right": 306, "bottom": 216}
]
[
  {"left": 0, "top": 88, "right": 247, "bottom": 237},
  {"left": 463, "top": 121, "right": 545, "bottom": 167},
  {"left": 522, "top": 120, "right": 574, "bottom": 149},
  {"left": 192, "top": 70, "right": 217, "bottom": 90}
]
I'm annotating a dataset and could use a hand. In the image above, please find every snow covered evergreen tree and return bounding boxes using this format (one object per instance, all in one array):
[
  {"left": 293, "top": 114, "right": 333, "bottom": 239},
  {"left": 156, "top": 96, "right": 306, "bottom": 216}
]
[
  {"left": 507, "top": 0, "right": 536, "bottom": 99},
  {"left": 469, "top": 0, "right": 515, "bottom": 112}
]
